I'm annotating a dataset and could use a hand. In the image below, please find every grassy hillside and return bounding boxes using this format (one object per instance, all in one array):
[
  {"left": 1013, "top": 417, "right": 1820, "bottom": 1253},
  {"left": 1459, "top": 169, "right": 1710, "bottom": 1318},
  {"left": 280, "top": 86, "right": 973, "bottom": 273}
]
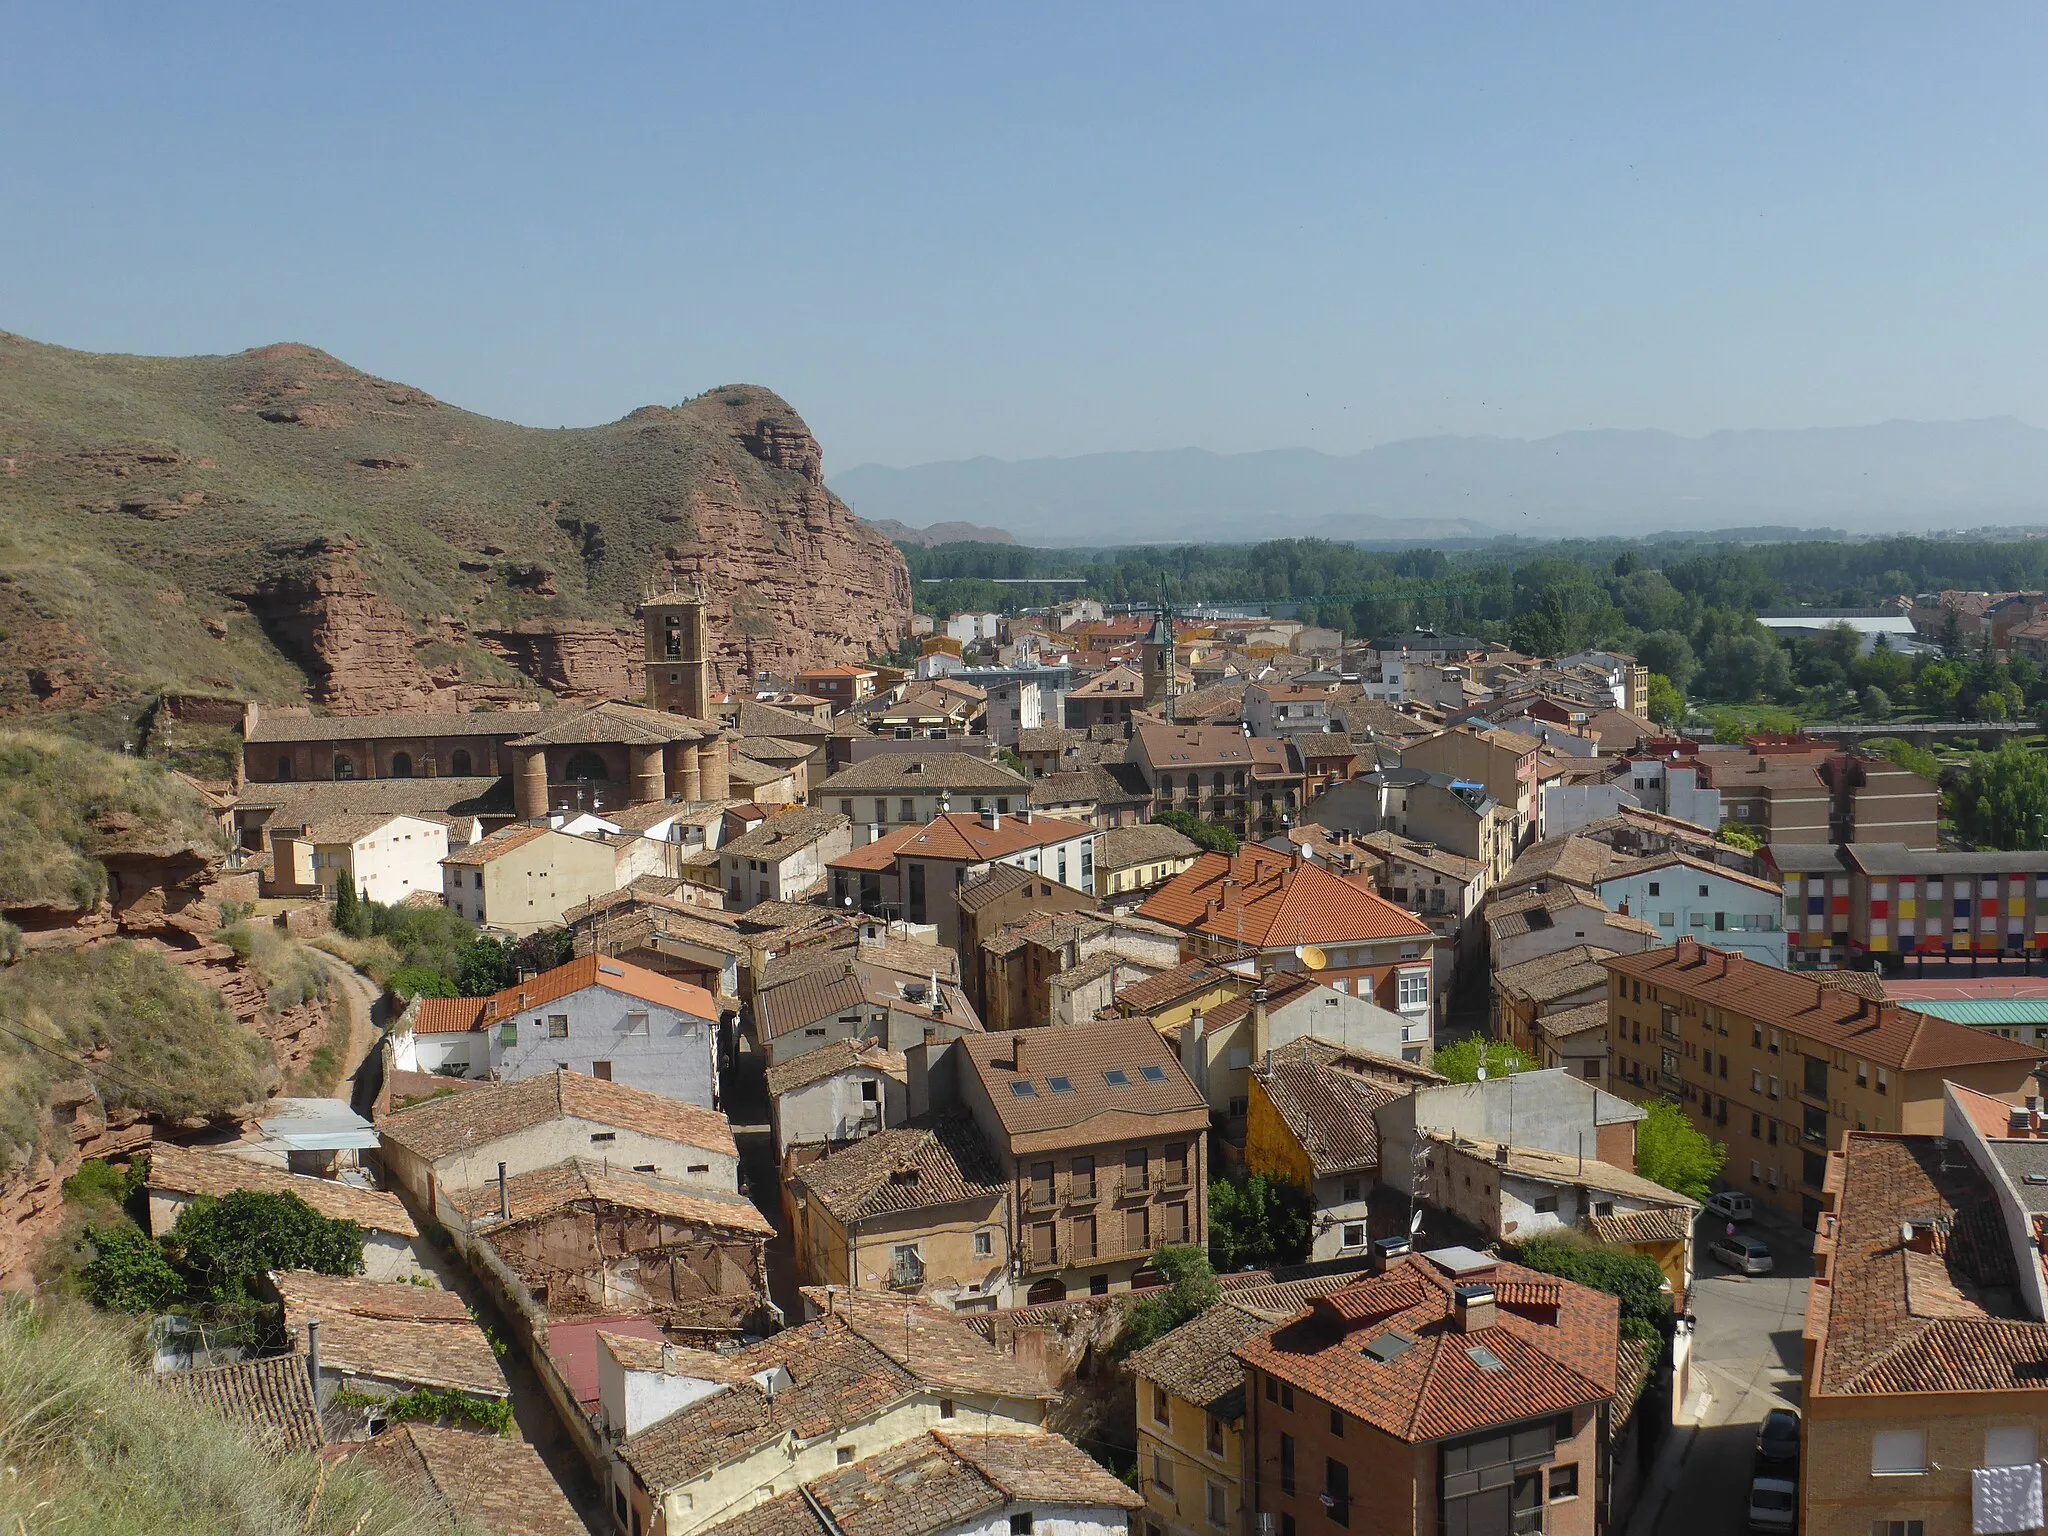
[
  {"left": 0, "top": 330, "right": 909, "bottom": 728},
  {"left": 0, "top": 1300, "right": 473, "bottom": 1535},
  {"left": 0, "top": 728, "right": 226, "bottom": 911}
]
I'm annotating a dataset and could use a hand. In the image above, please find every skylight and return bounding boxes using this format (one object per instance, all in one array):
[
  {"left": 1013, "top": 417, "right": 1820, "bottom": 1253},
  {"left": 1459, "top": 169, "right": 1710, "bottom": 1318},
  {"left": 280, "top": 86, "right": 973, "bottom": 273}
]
[
  {"left": 1010, "top": 1081, "right": 1038, "bottom": 1098},
  {"left": 1465, "top": 1345, "right": 1506, "bottom": 1373},
  {"left": 1103, "top": 1069, "right": 1130, "bottom": 1087},
  {"left": 1048, "top": 1076, "right": 1075, "bottom": 1094},
  {"left": 1140, "top": 1065, "right": 1169, "bottom": 1083}
]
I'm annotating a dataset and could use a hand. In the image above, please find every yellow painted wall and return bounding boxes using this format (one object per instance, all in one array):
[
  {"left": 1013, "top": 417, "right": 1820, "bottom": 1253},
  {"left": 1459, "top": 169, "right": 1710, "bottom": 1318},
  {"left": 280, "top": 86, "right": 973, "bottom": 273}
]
[
  {"left": 1132, "top": 1370, "right": 1244, "bottom": 1536},
  {"left": 1244, "top": 1074, "right": 1314, "bottom": 1190}
]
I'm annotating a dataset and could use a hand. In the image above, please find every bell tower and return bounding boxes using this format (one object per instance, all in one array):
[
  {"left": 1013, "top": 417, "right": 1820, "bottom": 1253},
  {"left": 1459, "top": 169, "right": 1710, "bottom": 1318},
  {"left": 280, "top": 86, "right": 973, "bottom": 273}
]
[
  {"left": 644, "top": 583, "right": 712, "bottom": 718},
  {"left": 1141, "top": 585, "right": 1178, "bottom": 721}
]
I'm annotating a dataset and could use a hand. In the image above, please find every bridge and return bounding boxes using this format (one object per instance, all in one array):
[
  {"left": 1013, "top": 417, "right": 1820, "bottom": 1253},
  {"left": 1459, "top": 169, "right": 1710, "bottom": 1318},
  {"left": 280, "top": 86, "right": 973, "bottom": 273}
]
[{"left": 1760, "top": 720, "right": 2033, "bottom": 750}]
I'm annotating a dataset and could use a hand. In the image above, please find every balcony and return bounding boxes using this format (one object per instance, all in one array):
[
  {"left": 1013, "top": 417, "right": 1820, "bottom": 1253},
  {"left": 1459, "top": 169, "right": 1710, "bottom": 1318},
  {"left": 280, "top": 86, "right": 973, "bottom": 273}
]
[
  {"left": 1659, "top": 1070, "right": 1684, "bottom": 1096},
  {"left": 888, "top": 1253, "right": 926, "bottom": 1291}
]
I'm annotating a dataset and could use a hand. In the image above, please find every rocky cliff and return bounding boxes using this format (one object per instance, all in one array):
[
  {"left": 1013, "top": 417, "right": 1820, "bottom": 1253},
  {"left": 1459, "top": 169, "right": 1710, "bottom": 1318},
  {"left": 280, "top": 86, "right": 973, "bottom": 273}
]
[{"left": 0, "top": 333, "right": 911, "bottom": 719}]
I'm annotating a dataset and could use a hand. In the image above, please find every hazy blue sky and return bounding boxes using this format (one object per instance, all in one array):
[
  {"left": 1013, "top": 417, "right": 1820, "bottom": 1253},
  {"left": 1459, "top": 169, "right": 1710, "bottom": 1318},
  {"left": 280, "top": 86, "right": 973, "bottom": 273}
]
[{"left": 4, "top": 5, "right": 2045, "bottom": 470}]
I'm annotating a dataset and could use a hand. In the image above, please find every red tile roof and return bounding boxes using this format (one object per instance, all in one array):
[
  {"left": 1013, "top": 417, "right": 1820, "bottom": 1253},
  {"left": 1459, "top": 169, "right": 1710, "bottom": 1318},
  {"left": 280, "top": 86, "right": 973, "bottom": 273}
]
[
  {"left": 1234, "top": 1251, "right": 1619, "bottom": 1442},
  {"left": 409, "top": 953, "right": 717, "bottom": 1034},
  {"left": 1604, "top": 938, "right": 2045, "bottom": 1072},
  {"left": 1138, "top": 847, "right": 1432, "bottom": 949},
  {"left": 827, "top": 810, "right": 1094, "bottom": 871}
]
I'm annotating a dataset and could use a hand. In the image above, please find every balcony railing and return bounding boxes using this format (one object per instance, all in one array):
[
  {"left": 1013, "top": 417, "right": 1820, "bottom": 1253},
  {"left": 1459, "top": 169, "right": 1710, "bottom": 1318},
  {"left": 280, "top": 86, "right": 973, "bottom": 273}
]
[{"left": 888, "top": 1255, "right": 925, "bottom": 1291}]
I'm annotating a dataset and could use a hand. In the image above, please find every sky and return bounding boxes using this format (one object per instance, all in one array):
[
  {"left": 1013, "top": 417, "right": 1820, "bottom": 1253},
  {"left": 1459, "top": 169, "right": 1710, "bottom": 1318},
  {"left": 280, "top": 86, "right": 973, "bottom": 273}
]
[{"left": 4, "top": 4, "right": 2047, "bottom": 471}]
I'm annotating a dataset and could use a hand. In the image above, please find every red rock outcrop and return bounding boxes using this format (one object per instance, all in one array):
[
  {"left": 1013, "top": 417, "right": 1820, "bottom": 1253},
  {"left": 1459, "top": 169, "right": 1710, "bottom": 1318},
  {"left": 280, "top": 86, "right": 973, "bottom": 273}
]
[
  {"left": 0, "top": 1086, "right": 150, "bottom": 1292},
  {"left": 477, "top": 620, "right": 642, "bottom": 700}
]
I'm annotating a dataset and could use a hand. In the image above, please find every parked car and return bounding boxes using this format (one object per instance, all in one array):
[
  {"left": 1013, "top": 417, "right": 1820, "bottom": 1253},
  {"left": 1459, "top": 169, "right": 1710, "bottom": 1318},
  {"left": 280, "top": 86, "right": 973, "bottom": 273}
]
[
  {"left": 1748, "top": 1477, "right": 1797, "bottom": 1533},
  {"left": 1705, "top": 1190, "right": 1754, "bottom": 1222},
  {"left": 1757, "top": 1408, "right": 1801, "bottom": 1469},
  {"left": 1711, "top": 1235, "right": 1775, "bottom": 1275}
]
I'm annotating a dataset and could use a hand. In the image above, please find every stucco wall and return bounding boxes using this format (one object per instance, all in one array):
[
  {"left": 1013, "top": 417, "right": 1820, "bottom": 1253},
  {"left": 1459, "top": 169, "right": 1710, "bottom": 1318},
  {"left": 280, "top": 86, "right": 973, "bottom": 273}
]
[{"left": 492, "top": 983, "right": 718, "bottom": 1107}]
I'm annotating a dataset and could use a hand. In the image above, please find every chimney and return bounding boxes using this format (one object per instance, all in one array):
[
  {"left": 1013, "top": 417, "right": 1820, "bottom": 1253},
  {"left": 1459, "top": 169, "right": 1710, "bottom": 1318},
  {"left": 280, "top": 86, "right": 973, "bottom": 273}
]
[
  {"left": 2009, "top": 1105, "right": 2033, "bottom": 1137},
  {"left": 1370, "top": 1234, "right": 1411, "bottom": 1274},
  {"left": 1617, "top": 898, "right": 1628, "bottom": 916},
  {"left": 661, "top": 1341, "right": 677, "bottom": 1373},
  {"left": 1454, "top": 1285, "right": 1498, "bottom": 1333},
  {"left": 497, "top": 1161, "right": 510, "bottom": 1221},
  {"left": 1012, "top": 1035, "right": 1026, "bottom": 1076},
  {"left": 1251, "top": 987, "right": 1272, "bottom": 1063},
  {"left": 305, "top": 1317, "right": 322, "bottom": 1395},
  {"left": 1018, "top": 806, "right": 1033, "bottom": 824},
  {"left": 981, "top": 807, "right": 1001, "bottom": 830}
]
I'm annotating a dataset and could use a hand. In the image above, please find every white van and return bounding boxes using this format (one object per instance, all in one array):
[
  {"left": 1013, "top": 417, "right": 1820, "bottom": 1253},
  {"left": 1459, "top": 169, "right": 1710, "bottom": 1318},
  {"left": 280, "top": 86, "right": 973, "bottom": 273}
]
[{"left": 1705, "top": 1190, "right": 1754, "bottom": 1222}]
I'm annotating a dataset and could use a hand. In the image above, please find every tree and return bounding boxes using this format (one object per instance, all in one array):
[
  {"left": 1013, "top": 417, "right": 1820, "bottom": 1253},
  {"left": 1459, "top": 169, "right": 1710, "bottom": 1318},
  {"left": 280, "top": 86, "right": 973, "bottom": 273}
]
[
  {"left": 1861, "top": 686, "right": 1891, "bottom": 722},
  {"left": 1512, "top": 1233, "right": 1672, "bottom": 1345},
  {"left": 996, "top": 748, "right": 1029, "bottom": 777},
  {"left": 1635, "top": 631, "right": 1696, "bottom": 694},
  {"left": 456, "top": 935, "right": 514, "bottom": 996},
  {"left": 332, "top": 879, "right": 371, "bottom": 940},
  {"left": 1121, "top": 1245, "right": 1221, "bottom": 1354},
  {"left": 1208, "top": 1173, "right": 1311, "bottom": 1271},
  {"left": 389, "top": 965, "right": 458, "bottom": 1002},
  {"left": 79, "top": 1223, "right": 183, "bottom": 1313},
  {"left": 1716, "top": 822, "right": 1762, "bottom": 854},
  {"left": 1644, "top": 674, "right": 1686, "bottom": 727},
  {"left": 1431, "top": 1038, "right": 1535, "bottom": 1083},
  {"left": 1634, "top": 1100, "right": 1725, "bottom": 1202},
  {"left": 1152, "top": 809, "right": 1238, "bottom": 854},
  {"left": 168, "top": 1190, "right": 364, "bottom": 1304},
  {"left": 512, "top": 927, "right": 576, "bottom": 976},
  {"left": 1952, "top": 741, "right": 2048, "bottom": 850}
]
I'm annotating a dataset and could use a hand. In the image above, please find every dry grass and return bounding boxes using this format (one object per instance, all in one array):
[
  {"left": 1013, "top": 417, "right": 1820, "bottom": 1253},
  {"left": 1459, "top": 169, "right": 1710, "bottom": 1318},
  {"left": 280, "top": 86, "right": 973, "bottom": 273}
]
[{"left": 0, "top": 1298, "right": 479, "bottom": 1535}]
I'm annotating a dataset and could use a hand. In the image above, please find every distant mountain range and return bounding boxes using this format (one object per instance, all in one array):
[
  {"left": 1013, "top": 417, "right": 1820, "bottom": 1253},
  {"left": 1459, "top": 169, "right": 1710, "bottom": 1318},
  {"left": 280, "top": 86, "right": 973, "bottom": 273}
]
[
  {"left": 862, "top": 518, "right": 1016, "bottom": 547},
  {"left": 831, "top": 418, "right": 2048, "bottom": 547}
]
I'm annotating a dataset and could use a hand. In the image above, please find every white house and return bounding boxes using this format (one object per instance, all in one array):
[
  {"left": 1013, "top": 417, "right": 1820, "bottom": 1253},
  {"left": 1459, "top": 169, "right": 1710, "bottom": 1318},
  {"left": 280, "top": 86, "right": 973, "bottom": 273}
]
[
  {"left": 389, "top": 954, "right": 721, "bottom": 1107},
  {"left": 1181, "top": 971, "right": 1415, "bottom": 1122},
  {"left": 763, "top": 1038, "right": 908, "bottom": 1155},
  {"left": 266, "top": 812, "right": 448, "bottom": 903},
  {"left": 716, "top": 808, "right": 852, "bottom": 907},
  {"left": 1614, "top": 754, "right": 1722, "bottom": 830},
  {"left": 944, "top": 612, "right": 1003, "bottom": 646},
  {"left": 374, "top": 1067, "right": 740, "bottom": 1217},
  {"left": 1593, "top": 852, "right": 1787, "bottom": 965}
]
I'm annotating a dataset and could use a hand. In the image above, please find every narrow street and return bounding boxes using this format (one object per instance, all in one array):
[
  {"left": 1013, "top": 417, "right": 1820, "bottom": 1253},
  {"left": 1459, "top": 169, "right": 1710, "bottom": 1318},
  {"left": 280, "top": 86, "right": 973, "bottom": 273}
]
[
  {"left": 310, "top": 948, "right": 387, "bottom": 1115},
  {"left": 1627, "top": 1208, "right": 1812, "bottom": 1536}
]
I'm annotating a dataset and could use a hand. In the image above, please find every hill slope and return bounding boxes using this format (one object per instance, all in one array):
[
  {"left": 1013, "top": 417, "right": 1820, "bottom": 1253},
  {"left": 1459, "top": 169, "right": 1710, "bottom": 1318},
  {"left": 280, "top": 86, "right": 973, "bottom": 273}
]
[
  {"left": 0, "top": 331, "right": 910, "bottom": 722},
  {"left": 831, "top": 418, "right": 2048, "bottom": 546}
]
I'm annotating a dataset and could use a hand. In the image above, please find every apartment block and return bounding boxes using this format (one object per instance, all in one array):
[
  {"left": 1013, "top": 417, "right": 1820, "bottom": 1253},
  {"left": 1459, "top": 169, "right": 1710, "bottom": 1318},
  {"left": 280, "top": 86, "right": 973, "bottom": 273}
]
[
  {"left": 1602, "top": 938, "right": 2043, "bottom": 1227},
  {"left": 1767, "top": 842, "right": 2048, "bottom": 966}
]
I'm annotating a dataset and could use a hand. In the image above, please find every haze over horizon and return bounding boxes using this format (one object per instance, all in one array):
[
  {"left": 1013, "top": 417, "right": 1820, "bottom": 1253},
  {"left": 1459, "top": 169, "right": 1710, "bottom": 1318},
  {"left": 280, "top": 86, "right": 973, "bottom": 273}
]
[{"left": 6, "top": 5, "right": 2048, "bottom": 475}]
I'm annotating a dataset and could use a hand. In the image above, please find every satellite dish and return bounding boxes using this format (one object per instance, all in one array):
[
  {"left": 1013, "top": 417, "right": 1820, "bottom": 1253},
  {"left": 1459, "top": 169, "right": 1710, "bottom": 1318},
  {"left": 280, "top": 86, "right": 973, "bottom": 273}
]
[
  {"left": 1410, "top": 1209, "right": 1425, "bottom": 1235},
  {"left": 1297, "top": 944, "right": 1329, "bottom": 971},
  {"left": 1476, "top": 1066, "right": 1488, "bottom": 1081}
]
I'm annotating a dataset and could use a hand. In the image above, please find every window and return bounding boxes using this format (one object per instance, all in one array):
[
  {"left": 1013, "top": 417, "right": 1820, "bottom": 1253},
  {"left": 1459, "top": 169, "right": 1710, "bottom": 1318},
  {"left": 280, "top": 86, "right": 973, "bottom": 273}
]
[
  {"left": 1031, "top": 1161, "right": 1055, "bottom": 1207},
  {"left": 1323, "top": 1458, "right": 1349, "bottom": 1526},
  {"left": 498, "top": 1022, "right": 516, "bottom": 1046},
  {"left": 1010, "top": 1517, "right": 1033, "bottom": 1536},
  {"left": 1125, "top": 1147, "right": 1150, "bottom": 1193},
  {"left": 1342, "top": 1223, "right": 1365, "bottom": 1250},
  {"left": 626, "top": 1012, "right": 650, "bottom": 1038},
  {"left": 939, "top": 1398, "right": 956, "bottom": 1420},
  {"left": 860, "top": 1079, "right": 879, "bottom": 1102},
  {"left": 836, "top": 1448, "right": 854, "bottom": 1466},
  {"left": 973, "top": 1229, "right": 993, "bottom": 1256},
  {"left": 1279, "top": 1433, "right": 1296, "bottom": 1495},
  {"left": 1398, "top": 971, "right": 1428, "bottom": 1009},
  {"left": 1153, "top": 1385, "right": 1171, "bottom": 1425},
  {"left": 1876, "top": 1067, "right": 1889, "bottom": 1095},
  {"left": 1870, "top": 1525, "right": 1924, "bottom": 1536},
  {"left": 590, "top": 1131, "right": 617, "bottom": 1145},
  {"left": 1329, "top": 1409, "right": 1344, "bottom": 1437},
  {"left": 1648, "top": 881, "right": 1660, "bottom": 896},
  {"left": 547, "top": 1015, "right": 569, "bottom": 1039},
  {"left": 1206, "top": 1481, "right": 1227, "bottom": 1529},
  {"left": 1264, "top": 1376, "right": 1277, "bottom": 1403},
  {"left": 1533, "top": 1195, "right": 1559, "bottom": 1214},
  {"left": 1280, "top": 1384, "right": 1294, "bottom": 1411},
  {"left": 1871, "top": 1429, "right": 1926, "bottom": 1475},
  {"left": 1164, "top": 1141, "right": 1190, "bottom": 1187},
  {"left": 1125, "top": 1206, "right": 1150, "bottom": 1251},
  {"left": 1206, "top": 1413, "right": 1224, "bottom": 1455},
  {"left": 1549, "top": 1465, "right": 1578, "bottom": 1502},
  {"left": 1752, "top": 1070, "right": 1763, "bottom": 1093},
  {"left": 1986, "top": 1425, "right": 2038, "bottom": 1467},
  {"left": 1153, "top": 1449, "right": 1174, "bottom": 1494}
]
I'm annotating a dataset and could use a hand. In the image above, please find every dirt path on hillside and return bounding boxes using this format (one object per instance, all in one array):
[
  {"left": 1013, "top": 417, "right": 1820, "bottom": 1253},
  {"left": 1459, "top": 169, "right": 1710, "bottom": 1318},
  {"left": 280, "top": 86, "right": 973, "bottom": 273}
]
[{"left": 312, "top": 952, "right": 385, "bottom": 1112}]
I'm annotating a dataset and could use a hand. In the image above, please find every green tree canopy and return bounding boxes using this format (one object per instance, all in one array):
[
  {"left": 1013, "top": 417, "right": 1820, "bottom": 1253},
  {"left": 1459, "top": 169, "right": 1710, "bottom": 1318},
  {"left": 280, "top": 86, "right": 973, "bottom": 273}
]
[
  {"left": 1151, "top": 809, "right": 1239, "bottom": 854},
  {"left": 1431, "top": 1038, "right": 1535, "bottom": 1083},
  {"left": 1208, "top": 1172, "right": 1311, "bottom": 1271},
  {"left": 79, "top": 1223, "right": 183, "bottom": 1313},
  {"left": 1953, "top": 742, "right": 2048, "bottom": 850},
  {"left": 1645, "top": 674, "right": 1686, "bottom": 726},
  {"left": 1121, "top": 1244, "right": 1222, "bottom": 1354},
  {"left": 1634, "top": 1099, "right": 1726, "bottom": 1202},
  {"left": 1511, "top": 1233, "right": 1672, "bottom": 1345},
  {"left": 167, "top": 1190, "right": 364, "bottom": 1304}
]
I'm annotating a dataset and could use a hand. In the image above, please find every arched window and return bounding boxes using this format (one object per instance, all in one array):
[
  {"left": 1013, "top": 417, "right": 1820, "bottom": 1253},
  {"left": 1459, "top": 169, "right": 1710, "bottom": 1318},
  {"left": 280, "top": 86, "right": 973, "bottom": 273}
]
[
  {"left": 1157, "top": 774, "right": 1173, "bottom": 796},
  {"left": 389, "top": 751, "right": 414, "bottom": 779},
  {"left": 449, "top": 749, "right": 472, "bottom": 776},
  {"left": 1026, "top": 1278, "right": 1067, "bottom": 1306},
  {"left": 1213, "top": 772, "right": 1225, "bottom": 792},
  {"left": 333, "top": 754, "right": 355, "bottom": 781},
  {"left": 565, "top": 750, "right": 608, "bottom": 783},
  {"left": 275, "top": 757, "right": 293, "bottom": 782}
]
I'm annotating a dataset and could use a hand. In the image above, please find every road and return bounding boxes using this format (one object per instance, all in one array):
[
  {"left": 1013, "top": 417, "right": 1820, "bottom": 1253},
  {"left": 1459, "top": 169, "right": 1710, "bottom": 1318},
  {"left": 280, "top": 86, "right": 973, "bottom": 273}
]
[
  {"left": 1628, "top": 1210, "right": 1811, "bottom": 1536},
  {"left": 311, "top": 948, "right": 386, "bottom": 1114}
]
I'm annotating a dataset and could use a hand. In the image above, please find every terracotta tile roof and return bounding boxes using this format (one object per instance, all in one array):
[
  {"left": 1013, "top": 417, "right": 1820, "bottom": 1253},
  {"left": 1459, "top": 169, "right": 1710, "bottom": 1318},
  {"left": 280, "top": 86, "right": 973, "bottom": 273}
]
[
  {"left": 450, "top": 1159, "right": 774, "bottom": 1238},
  {"left": 1604, "top": 939, "right": 2046, "bottom": 1072},
  {"left": 1438, "top": 1136, "right": 1698, "bottom": 1207},
  {"left": 159, "top": 1352, "right": 324, "bottom": 1455},
  {"left": 1585, "top": 1206, "right": 1695, "bottom": 1247},
  {"left": 1234, "top": 1251, "right": 1620, "bottom": 1443},
  {"left": 1113, "top": 958, "right": 1244, "bottom": 1014},
  {"left": 711, "top": 1431, "right": 1137, "bottom": 1536},
  {"left": 1029, "top": 766, "right": 1145, "bottom": 809},
  {"left": 816, "top": 756, "right": 1030, "bottom": 796},
  {"left": 544, "top": 1314, "right": 668, "bottom": 1410},
  {"left": 828, "top": 811, "right": 1094, "bottom": 870},
  {"left": 796, "top": 1290, "right": 1053, "bottom": 1400},
  {"left": 1536, "top": 1000, "right": 1611, "bottom": 1042},
  {"left": 409, "top": 953, "right": 718, "bottom": 1034},
  {"left": 274, "top": 1273, "right": 508, "bottom": 1397},
  {"left": 352, "top": 1423, "right": 583, "bottom": 1536},
  {"left": 246, "top": 707, "right": 560, "bottom": 745},
  {"left": 1811, "top": 1133, "right": 2048, "bottom": 1397},
  {"left": 1127, "top": 1301, "right": 1288, "bottom": 1414},
  {"left": 1251, "top": 1037, "right": 1415, "bottom": 1178},
  {"left": 790, "top": 1117, "right": 1005, "bottom": 1223},
  {"left": 439, "top": 821, "right": 562, "bottom": 867},
  {"left": 754, "top": 958, "right": 977, "bottom": 1041},
  {"left": 1496, "top": 945, "right": 1619, "bottom": 1008},
  {"left": 1499, "top": 836, "right": 1623, "bottom": 894},
  {"left": 146, "top": 1143, "right": 417, "bottom": 1237},
  {"left": 1350, "top": 830, "right": 1484, "bottom": 883},
  {"left": 1597, "top": 849, "right": 1783, "bottom": 897},
  {"left": 1208, "top": 1266, "right": 1377, "bottom": 1319},
  {"left": 620, "top": 1318, "right": 919, "bottom": 1489},
  {"left": 1138, "top": 847, "right": 1432, "bottom": 948},
  {"left": 764, "top": 1037, "right": 906, "bottom": 1098},
  {"left": 377, "top": 1067, "right": 736, "bottom": 1164},
  {"left": 717, "top": 807, "right": 852, "bottom": 860},
  {"left": 507, "top": 699, "right": 714, "bottom": 747},
  {"left": 1134, "top": 723, "right": 1297, "bottom": 777},
  {"left": 954, "top": 861, "right": 1038, "bottom": 912},
  {"left": 956, "top": 1018, "right": 1209, "bottom": 1152}
]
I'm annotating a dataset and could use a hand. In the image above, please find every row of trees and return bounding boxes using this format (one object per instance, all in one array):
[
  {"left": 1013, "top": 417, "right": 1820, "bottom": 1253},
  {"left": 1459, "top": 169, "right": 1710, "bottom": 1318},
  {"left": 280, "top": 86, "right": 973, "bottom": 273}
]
[{"left": 330, "top": 883, "right": 574, "bottom": 1000}]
